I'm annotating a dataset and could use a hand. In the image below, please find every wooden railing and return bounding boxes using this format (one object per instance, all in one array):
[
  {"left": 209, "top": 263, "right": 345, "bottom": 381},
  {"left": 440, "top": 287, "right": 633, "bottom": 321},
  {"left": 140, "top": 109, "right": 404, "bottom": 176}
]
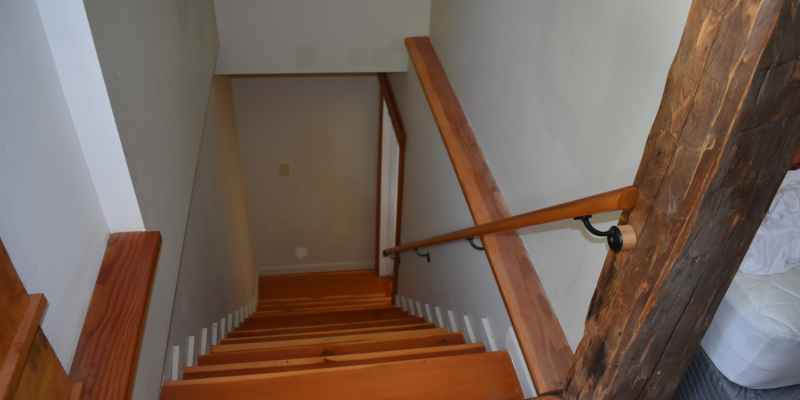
[
  {"left": 0, "top": 232, "right": 161, "bottom": 400},
  {"left": 396, "top": 36, "right": 573, "bottom": 395},
  {"left": 388, "top": 2, "right": 800, "bottom": 396},
  {"left": 383, "top": 186, "right": 638, "bottom": 257}
]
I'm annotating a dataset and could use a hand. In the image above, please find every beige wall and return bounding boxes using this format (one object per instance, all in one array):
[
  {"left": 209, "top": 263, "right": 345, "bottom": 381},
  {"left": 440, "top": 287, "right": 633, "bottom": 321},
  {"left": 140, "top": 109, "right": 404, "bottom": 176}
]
[
  {"left": 390, "top": 0, "right": 692, "bottom": 365},
  {"left": 167, "top": 76, "right": 257, "bottom": 367},
  {"left": 233, "top": 76, "right": 379, "bottom": 274},
  {"left": 214, "top": 0, "right": 431, "bottom": 74},
  {"left": 82, "top": 0, "right": 219, "bottom": 398}
]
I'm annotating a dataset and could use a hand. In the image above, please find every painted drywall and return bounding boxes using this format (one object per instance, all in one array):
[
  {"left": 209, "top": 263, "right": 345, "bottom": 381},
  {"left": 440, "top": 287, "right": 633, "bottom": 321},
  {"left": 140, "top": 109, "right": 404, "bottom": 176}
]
[
  {"left": 213, "top": 0, "right": 431, "bottom": 74},
  {"left": 167, "top": 76, "right": 258, "bottom": 368},
  {"left": 35, "top": 0, "right": 143, "bottom": 232},
  {"left": 0, "top": 0, "right": 109, "bottom": 368},
  {"left": 233, "top": 76, "right": 379, "bottom": 274},
  {"left": 82, "top": 0, "right": 219, "bottom": 398},
  {"left": 391, "top": 0, "right": 692, "bottom": 362}
]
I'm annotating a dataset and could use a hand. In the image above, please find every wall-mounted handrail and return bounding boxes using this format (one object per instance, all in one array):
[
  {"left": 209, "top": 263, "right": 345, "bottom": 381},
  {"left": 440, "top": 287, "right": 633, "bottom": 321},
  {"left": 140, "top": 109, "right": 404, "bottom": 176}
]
[{"left": 383, "top": 186, "right": 638, "bottom": 257}]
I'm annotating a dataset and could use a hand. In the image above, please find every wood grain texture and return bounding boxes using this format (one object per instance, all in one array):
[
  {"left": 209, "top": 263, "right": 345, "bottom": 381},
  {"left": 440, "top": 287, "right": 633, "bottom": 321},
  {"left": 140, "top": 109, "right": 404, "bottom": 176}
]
[
  {"left": 183, "top": 343, "right": 485, "bottom": 379},
  {"left": 240, "top": 308, "right": 408, "bottom": 330},
  {"left": 257, "top": 297, "right": 392, "bottom": 311},
  {"left": 0, "top": 293, "right": 47, "bottom": 400},
  {"left": 221, "top": 322, "right": 434, "bottom": 344},
  {"left": 259, "top": 270, "right": 392, "bottom": 300},
  {"left": 1, "top": 238, "right": 79, "bottom": 400},
  {"left": 212, "top": 328, "right": 452, "bottom": 353},
  {"left": 70, "top": 232, "right": 162, "bottom": 400},
  {"left": 566, "top": 1, "right": 800, "bottom": 399},
  {"left": 228, "top": 317, "right": 426, "bottom": 338},
  {"left": 385, "top": 186, "right": 638, "bottom": 255},
  {"left": 164, "top": 352, "right": 523, "bottom": 400},
  {"left": 13, "top": 331, "right": 75, "bottom": 400},
  {"left": 405, "top": 36, "right": 572, "bottom": 394},
  {"left": 198, "top": 331, "right": 464, "bottom": 365},
  {"left": 251, "top": 303, "right": 395, "bottom": 317}
]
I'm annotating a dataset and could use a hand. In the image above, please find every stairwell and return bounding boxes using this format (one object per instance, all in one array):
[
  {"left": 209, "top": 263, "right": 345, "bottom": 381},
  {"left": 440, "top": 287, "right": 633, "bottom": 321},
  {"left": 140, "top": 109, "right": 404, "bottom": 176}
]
[{"left": 160, "top": 270, "right": 524, "bottom": 399}]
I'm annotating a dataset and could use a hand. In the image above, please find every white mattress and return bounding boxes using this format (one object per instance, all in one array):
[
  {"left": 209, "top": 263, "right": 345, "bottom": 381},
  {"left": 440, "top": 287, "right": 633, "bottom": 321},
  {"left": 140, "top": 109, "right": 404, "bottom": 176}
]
[{"left": 702, "top": 267, "right": 800, "bottom": 389}]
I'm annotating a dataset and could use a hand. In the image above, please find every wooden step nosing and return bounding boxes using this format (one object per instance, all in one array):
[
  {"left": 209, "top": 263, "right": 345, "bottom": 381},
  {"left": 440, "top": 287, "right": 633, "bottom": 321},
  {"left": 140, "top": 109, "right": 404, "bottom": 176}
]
[
  {"left": 221, "top": 323, "right": 434, "bottom": 344},
  {"left": 211, "top": 328, "right": 450, "bottom": 353},
  {"left": 183, "top": 344, "right": 486, "bottom": 379}
]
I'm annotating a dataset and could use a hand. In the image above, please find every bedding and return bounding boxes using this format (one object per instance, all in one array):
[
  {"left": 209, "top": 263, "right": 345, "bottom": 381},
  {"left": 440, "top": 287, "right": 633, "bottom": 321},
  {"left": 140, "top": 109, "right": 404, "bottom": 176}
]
[
  {"left": 701, "top": 266, "right": 800, "bottom": 389},
  {"left": 739, "top": 170, "right": 800, "bottom": 275},
  {"left": 675, "top": 349, "right": 800, "bottom": 400}
]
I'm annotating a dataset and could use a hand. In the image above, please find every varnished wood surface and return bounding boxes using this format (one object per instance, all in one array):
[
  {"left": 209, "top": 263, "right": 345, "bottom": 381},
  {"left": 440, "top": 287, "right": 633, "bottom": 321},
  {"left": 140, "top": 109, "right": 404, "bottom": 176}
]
[
  {"left": 221, "top": 322, "right": 434, "bottom": 344},
  {"left": 252, "top": 303, "right": 395, "bottom": 317},
  {"left": 212, "top": 328, "right": 453, "bottom": 353},
  {"left": 406, "top": 36, "right": 572, "bottom": 394},
  {"left": 259, "top": 270, "right": 392, "bottom": 300},
  {"left": 0, "top": 294, "right": 46, "bottom": 399},
  {"left": 183, "top": 343, "right": 485, "bottom": 379},
  {"left": 0, "top": 238, "right": 79, "bottom": 400},
  {"left": 13, "top": 331, "right": 76, "bottom": 400},
  {"left": 566, "top": 1, "right": 800, "bottom": 399},
  {"left": 198, "top": 331, "right": 464, "bottom": 365},
  {"left": 70, "top": 232, "right": 162, "bottom": 400},
  {"left": 163, "top": 352, "right": 523, "bottom": 400},
  {"left": 384, "top": 186, "right": 638, "bottom": 255},
  {"left": 228, "top": 317, "right": 426, "bottom": 338},
  {"left": 240, "top": 308, "right": 409, "bottom": 330},
  {"left": 257, "top": 297, "right": 392, "bottom": 311}
]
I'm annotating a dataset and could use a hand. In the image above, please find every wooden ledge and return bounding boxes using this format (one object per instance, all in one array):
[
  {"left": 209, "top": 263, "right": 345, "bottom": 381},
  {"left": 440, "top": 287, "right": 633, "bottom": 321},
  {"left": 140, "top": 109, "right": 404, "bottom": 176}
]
[{"left": 70, "top": 232, "right": 161, "bottom": 400}]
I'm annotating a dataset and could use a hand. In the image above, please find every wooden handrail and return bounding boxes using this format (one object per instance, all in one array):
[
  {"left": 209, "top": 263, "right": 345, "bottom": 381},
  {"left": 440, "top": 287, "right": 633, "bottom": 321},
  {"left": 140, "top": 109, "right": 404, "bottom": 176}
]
[
  {"left": 383, "top": 186, "right": 638, "bottom": 256},
  {"left": 405, "top": 36, "right": 572, "bottom": 394}
]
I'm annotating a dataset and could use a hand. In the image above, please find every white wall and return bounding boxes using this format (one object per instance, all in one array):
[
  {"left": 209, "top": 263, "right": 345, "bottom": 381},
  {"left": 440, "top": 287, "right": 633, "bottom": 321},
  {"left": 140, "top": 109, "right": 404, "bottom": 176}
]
[
  {"left": 214, "top": 0, "right": 431, "bottom": 74},
  {"left": 167, "top": 76, "right": 258, "bottom": 364},
  {"left": 0, "top": 0, "right": 110, "bottom": 368},
  {"left": 82, "top": 1, "right": 219, "bottom": 398},
  {"left": 391, "top": 0, "right": 692, "bottom": 356},
  {"left": 35, "top": 0, "right": 143, "bottom": 232},
  {"left": 233, "top": 76, "right": 379, "bottom": 274}
]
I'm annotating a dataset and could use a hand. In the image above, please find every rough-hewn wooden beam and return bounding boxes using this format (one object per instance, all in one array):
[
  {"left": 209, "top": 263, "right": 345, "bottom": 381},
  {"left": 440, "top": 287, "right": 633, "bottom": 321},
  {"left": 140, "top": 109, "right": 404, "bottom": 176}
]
[
  {"left": 406, "top": 36, "right": 572, "bottom": 395},
  {"left": 566, "top": 1, "right": 800, "bottom": 399}
]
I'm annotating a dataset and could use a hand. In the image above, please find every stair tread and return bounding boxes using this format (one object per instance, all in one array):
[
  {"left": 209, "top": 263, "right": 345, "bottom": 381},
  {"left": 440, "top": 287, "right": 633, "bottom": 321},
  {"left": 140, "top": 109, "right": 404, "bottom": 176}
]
[
  {"left": 227, "top": 317, "right": 425, "bottom": 338},
  {"left": 251, "top": 303, "right": 395, "bottom": 317},
  {"left": 257, "top": 298, "right": 392, "bottom": 312},
  {"left": 222, "top": 322, "right": 435, "bottom": 344},
  {"left": 199, "top": 331, "right": 464, "bottom": 365},
  {"left": 239, "top": 307, "right": 409, "bottom": 329},
  {"left": 183, "top": 343, "right": 485, "bottom": 379},
  {"left": 163, "top": 352, "right": 523, "bottom": 400},
  {"left": 212, "top": 328, "right": 452, "bottom": 353}
]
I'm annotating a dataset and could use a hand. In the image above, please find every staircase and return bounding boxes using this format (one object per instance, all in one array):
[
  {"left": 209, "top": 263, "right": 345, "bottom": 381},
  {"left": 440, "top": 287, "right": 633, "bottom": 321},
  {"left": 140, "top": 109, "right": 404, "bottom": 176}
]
[{"left": 160, "top": 270, "right": 524, "bottom": 399}]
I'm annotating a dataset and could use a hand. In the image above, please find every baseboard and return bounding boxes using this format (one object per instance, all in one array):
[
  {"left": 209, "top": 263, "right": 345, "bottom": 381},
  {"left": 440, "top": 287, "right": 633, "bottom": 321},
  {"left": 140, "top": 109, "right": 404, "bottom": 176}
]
[{"left": 258, "top": 261, "right": 372, "bottom": 276}]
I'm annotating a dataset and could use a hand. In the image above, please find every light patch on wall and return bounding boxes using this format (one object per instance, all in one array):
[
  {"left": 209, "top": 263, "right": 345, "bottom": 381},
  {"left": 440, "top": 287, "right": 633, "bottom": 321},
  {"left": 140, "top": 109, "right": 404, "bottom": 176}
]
[{"left": 294, "top": 246, "right": 308, "bottom": 260}]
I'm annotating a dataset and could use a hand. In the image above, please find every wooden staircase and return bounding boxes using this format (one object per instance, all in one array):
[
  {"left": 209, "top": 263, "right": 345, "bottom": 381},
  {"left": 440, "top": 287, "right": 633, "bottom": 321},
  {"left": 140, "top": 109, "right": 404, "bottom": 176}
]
[{"left": 161, "top": 270, "right": 524, "bottom": 399}]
